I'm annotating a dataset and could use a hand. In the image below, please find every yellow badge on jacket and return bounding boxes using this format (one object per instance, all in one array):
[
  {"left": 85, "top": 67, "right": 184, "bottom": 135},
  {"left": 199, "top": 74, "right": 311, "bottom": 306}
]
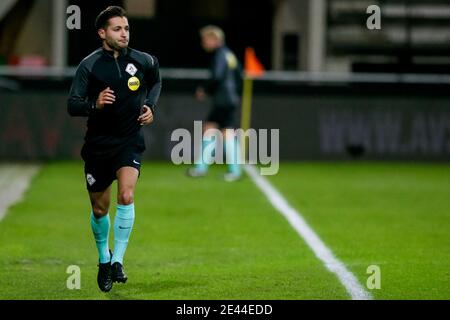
[{"left": 128, "top": 76, "right": 140, "bottom": 91}]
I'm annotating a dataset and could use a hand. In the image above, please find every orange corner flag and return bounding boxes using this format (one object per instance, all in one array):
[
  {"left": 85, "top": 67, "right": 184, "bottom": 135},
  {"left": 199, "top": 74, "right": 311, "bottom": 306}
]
[{"left": 244, "top": 47, "right": 265, "bottom": 77}]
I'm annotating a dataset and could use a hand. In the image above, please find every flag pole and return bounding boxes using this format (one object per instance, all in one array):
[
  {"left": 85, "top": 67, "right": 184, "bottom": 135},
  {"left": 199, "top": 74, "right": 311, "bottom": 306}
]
[
  {"left": 240, "top": 47, "right": 264, "bottom": 165},
  {"left": 240, "top": 76, "right": 253, "bottom": 163}
]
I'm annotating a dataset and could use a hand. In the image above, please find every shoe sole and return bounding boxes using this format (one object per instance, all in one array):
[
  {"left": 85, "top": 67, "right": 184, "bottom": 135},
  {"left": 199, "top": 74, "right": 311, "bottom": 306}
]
[{"left": 113, "top": 277, "right": 127, "bottom": 283}]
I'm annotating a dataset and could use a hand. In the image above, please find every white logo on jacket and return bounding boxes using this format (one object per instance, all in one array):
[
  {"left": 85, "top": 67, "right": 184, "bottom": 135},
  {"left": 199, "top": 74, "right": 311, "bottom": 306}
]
[{"left": 125, "top": 63, "right": 137, "bottom": 76}]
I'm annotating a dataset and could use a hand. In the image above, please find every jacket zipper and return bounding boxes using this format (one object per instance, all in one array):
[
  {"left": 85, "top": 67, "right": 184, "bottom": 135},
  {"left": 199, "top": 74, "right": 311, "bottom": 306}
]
[{"left": 115, "top": 58, "right": 122, "bottom": 78}]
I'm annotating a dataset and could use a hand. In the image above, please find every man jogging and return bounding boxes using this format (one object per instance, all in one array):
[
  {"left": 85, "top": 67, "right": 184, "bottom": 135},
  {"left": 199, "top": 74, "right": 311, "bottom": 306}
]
[
  {"left": 68, "top": 6, "right": 161, "bottom": 292},
  {"left": 187, "top": 25, "right": 242, "bottom": 181}
]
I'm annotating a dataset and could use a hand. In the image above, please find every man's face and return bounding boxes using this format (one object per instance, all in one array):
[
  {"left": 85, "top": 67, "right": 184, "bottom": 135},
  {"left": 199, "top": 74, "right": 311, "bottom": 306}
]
[
  {"left": 98, "top": 16, "right": 129, "bottom": 50},
  {"left": 201, "top": 35, "right": 220, "bottom": 53}
]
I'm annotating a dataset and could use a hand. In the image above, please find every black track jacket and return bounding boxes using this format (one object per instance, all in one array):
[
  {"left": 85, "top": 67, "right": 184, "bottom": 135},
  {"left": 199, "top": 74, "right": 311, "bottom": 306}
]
[{"left": 68, "top": 47, "right": 161, "bottom": 157}]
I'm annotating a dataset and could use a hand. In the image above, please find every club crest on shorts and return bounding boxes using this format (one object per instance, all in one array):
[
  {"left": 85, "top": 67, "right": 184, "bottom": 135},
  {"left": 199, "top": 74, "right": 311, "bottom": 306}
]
[
  {"left": 125, "top": 63, "right": 137, "bottom": 76},
  {"left": 128, "top": 76, "right": 140, "bottom": 91},
  {"left": 86, "top": 173, "right": 96, "bottom": 186}
]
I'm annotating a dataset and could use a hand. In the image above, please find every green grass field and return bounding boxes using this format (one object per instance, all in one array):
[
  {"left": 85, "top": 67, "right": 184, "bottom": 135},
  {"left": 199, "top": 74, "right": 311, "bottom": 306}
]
[{"left": 0, "top": 162, "right": 449, "bottom": 300}]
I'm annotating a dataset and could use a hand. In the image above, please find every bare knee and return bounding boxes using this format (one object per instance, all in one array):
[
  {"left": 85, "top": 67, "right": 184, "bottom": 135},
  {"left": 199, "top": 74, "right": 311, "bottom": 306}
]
[
  {"left": 89, "top": 188, "right": 111, "bottom": 218},
  {"left": 118, "top": 189, "right": 134, "bottom": 205},
  {"left": 92, "top": 205, "right": 109, "bottom": 218}
]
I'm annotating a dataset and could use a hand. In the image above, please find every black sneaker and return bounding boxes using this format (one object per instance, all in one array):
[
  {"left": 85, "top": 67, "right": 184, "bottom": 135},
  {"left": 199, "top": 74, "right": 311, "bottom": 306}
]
[
  {"left": 97, "top": 257, "right": 113, "bottom": 292},
  {"left": 111, "top": 262, "right": 128, "bottom": 283}
]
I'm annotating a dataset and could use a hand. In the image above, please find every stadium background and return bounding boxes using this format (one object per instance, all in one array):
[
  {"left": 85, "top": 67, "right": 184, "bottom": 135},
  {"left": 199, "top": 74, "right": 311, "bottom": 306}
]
[{"left": 0, "top": 0, "right": 449, "bottom": 300}]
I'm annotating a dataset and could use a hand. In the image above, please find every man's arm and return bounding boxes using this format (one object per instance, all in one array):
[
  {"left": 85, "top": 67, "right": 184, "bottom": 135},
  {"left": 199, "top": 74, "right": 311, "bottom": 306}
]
[
  {"left": 143, "top": 54, "right": 162, "bottom": 115},
  {"left": 67, "top": 63, "right": 95, "bottom": 117}
]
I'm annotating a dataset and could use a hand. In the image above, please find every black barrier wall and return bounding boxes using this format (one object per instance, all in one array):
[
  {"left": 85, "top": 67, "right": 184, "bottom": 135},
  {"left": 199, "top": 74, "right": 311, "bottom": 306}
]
[
  {"left": 0, "top": 81, "right": 449, "bottom": 161},
  {"left": 251, "top": 93, "right": 450, "bottom": 160}
]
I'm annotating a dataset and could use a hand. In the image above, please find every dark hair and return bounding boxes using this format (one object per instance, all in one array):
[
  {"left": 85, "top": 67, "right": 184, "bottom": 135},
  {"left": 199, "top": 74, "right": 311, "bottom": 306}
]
[{"left": 95, "top": 6, "right": 127, "bottom": 30}]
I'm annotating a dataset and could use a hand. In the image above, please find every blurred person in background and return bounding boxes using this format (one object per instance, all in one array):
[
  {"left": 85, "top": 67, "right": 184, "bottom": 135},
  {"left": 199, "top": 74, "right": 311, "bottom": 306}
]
[
  {"left": 187, "top": 25, "right": 243, "bottom": 182},
  {"left": 67, "top": 6, "right": 161, "bottom": 292}
]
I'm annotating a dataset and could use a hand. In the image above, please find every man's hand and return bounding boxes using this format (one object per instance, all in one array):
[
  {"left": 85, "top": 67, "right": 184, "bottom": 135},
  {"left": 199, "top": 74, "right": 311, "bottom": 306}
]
[
  {"left": 138, "top": 105, "right": 154, "bottom": 125},
  {"left": 195, "top": 86, "right": 207, "bottom": 102},
  {"left": 96, "top": 87, "right": 115, "bottom": 109}
]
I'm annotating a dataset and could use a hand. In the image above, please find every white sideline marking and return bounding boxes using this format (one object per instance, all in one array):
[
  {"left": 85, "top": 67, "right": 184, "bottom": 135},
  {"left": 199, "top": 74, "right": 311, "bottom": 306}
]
[
  {"left": 244, "top": 165, "right": 372, "bottom": 300},
  {"left": 0, "top": 164, "right": 41, "bottom": 221}
]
